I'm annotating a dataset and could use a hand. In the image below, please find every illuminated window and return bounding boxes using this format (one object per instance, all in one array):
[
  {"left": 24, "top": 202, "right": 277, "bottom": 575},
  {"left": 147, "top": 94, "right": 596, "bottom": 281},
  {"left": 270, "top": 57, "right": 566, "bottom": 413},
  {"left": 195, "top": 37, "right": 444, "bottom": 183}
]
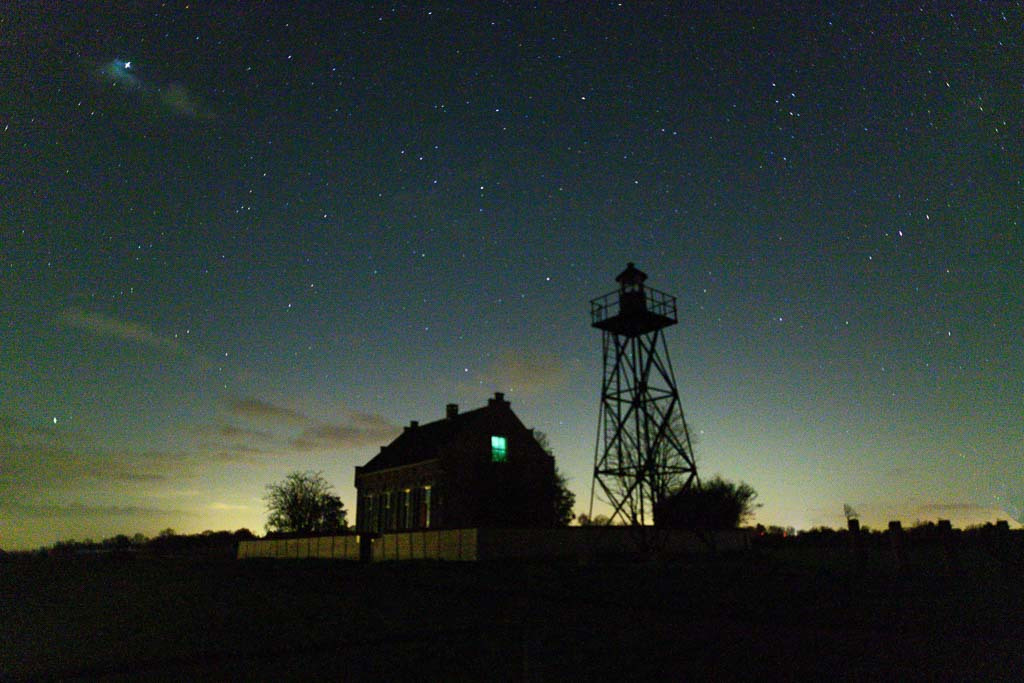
[
  {"left": 491, "top": 435, "right": 507, "bottom": 462},
  {"left": 423, "top": 486, "right": 432, "bottom": 528},
  {"left": 402, "top": 489, "right": 413, "bottom": 529}
]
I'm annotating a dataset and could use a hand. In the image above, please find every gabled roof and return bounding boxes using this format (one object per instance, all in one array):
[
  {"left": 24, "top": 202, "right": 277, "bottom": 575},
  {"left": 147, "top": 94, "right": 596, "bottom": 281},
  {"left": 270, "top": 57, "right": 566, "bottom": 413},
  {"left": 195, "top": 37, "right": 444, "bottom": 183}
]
[{"left": 358, "top": 394, "right": 525, "bottom": 474}]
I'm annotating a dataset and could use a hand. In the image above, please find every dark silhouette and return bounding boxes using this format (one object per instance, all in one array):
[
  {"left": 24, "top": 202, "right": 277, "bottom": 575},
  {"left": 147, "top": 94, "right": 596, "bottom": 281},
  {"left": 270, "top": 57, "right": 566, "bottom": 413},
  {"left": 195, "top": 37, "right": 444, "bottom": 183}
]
[
  {"left": 590, "top": 263, "right": 698, "bottom": 526},
  {"left": 264, "top": 471, "right": 346, "bottom": 534},
  {"left": 553, "top": 467, "right": 576, "bottom": 526},
  {"left": 44, "top": 528, "right": 255, "bottom": 558},
  {"left": 354, "top": 394, "right": 559, "bottom": 532},
  {"left": 654, "top": 476, "right": 759, "bottom": 530},
  {"left": 577, "top": 513, "right": 613, "bottom": 526},
  {"left": 533, "top": 430, "right": 577, "bottom": 526}
]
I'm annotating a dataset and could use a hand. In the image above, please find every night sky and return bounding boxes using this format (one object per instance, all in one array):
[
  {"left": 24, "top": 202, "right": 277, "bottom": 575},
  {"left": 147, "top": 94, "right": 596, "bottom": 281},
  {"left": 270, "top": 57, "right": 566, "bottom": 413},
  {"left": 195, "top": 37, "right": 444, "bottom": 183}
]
[{"left": 2, "top": 3, "right": 1021, "bottom": 549}]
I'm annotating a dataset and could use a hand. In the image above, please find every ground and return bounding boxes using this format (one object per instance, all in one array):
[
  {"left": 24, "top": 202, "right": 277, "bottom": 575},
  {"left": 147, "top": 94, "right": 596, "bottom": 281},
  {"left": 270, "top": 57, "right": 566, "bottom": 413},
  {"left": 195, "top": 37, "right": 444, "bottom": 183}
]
[{"left": 2, "top": 543, "right": 1021, "bottom": 680}]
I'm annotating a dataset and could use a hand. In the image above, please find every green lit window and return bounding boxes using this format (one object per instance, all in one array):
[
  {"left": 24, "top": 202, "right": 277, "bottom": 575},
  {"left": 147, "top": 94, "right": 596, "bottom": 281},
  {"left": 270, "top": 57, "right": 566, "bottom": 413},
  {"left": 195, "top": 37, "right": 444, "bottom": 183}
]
[{"left": 491, "top": 435, "right": 507, "bottom": 462}]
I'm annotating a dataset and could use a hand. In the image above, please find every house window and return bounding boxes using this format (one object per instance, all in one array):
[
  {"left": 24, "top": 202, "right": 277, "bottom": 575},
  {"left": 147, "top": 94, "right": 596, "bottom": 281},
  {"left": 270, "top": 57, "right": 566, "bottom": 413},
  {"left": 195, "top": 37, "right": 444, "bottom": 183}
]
[
  {"left": 361, "top": 493, "right": 376, "bottom": 532},
  {"left": 423, "top": 486, "right": 432, "bottom": 528},
  {"left": 491, "top": 435, "right": 508, "bottom": 462},
  {"left": 403, "top": 488, "right": 414, "bottom": 529},
  {"left": 382, "top": 490, "right": 393, "bottom": 531}
]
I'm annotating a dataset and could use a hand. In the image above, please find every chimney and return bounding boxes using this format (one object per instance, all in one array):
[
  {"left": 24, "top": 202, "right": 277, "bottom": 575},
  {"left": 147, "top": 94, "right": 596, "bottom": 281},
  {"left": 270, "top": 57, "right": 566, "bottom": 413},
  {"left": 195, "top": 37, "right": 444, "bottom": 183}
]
[
  {"left": 446, "top": 403, "right": 459, "bottom": 419},
  {"left": 488, "top": 392, "right": 507, "bottom": 406},
  {"left": 405, "top": 420, "right": 419, "bottom": 432}
]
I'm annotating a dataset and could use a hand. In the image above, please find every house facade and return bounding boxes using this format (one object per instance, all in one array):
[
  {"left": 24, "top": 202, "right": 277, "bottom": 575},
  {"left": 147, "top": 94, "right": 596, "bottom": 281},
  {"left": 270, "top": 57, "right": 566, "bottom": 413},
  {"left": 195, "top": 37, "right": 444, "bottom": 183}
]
[{"left": 354, "top": 393, "right": 556, "bottom": 533}]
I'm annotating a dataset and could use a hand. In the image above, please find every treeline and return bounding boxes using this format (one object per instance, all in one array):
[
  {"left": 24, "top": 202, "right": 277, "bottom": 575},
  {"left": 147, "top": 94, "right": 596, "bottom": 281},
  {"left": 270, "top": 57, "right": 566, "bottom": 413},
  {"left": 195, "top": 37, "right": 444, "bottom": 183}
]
[
  {"left": 753, "top": 519, "right": 1018, "bottom": 551},
  {"left": 5, "top": 528, "right": 258, "bottom": 559}
]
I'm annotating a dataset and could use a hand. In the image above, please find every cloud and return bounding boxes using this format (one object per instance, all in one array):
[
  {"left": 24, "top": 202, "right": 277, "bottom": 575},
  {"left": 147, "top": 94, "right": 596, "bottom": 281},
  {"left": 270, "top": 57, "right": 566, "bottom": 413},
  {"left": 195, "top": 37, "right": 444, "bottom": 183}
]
[
  {"left": 290, "top": 411, "right": 400, "bottom": 451},
  {"left": 915, "top": 502, "right": 996, "bottom": 515},
  {"left": 0, "top": 414, "right": 187, "bottom": 496},
  {"left": 212, "top": 424, "right": 274, "bottom": 441},
  {"left": 204, "top": 397, "right": 399, "bottom": 456},
  {"left": 58, "top": 307, "right": 183, "bottom": 353},
  {"left": 216, "top": 398, "right": 399, "bottom": 454},
  {"left": 160, "top": 83, "right": 213, "bottom": 119},
  {"left": 904, "top": 501, "right": 1021, "bottom": 528},
  {"left": 1, "top": 440, "right": 169, "bottom": 486},
  {"left": 94, "top": 60, "right": 213, "bottom": 119},
  {"left": 229, "top": 398, "right": 307, "bottom": 424},
  {"left": 208, "top": 446, "right": 272, "bottom": 464},
  {"left": 479, "top": 349, "right": 569, "bottom": 394},
  {"left": 0, "top": 501, "right": 188, "bottom": 519},
  {"left": 208, "top": 502, "right": 250, "bottom": 511}
]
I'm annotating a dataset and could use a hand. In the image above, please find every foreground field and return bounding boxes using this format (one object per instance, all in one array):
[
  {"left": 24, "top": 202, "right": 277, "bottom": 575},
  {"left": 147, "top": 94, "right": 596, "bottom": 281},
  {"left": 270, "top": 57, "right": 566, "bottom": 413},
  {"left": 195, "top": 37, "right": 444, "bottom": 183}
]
[{"left": 2, "top": 544, "right": 1021, "bottom": 680}]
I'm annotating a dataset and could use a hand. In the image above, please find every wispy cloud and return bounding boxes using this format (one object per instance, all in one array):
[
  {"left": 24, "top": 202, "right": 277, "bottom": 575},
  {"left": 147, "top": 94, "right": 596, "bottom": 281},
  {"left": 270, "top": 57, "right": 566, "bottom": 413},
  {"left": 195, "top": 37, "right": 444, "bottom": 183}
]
[
  {"left": 479, "top": 349, "right": 569, "bottom": 395},
  {"left": 0, "top": 501, "right": 189, "bottom": 518},
  {"left": 229, "top": 398, "right": 306, "bottom": 425},
  {"left": 903, "top": 501, "right": 1020, "bottom": 528},
  {"left": 208, "top": 502, "right": 250, "bottom": 511},
  {"left": 290, "top": 411, "right": 400, "bottom": 451},
  {"left": 94, "top": 60, "right": 213, "bottom": 120},
  {"left": 211, "top": 424, "right": 274, "bottom": 441},
  {"left": 0, "top": 415, "right": 187, "bottom": 495},
  {"left": 159, "top": 83, "right": 212, "bottom": 118},
  {"left": 915, "top": 502, "right": 994, "bottom": 515},
  {"left": 208, "top": 445, "right": 273, "bottom": 464},
  {"left": 58, "top": 307, "right": 183, "bottom": 353},
  {"left": 220, "top": 398, "right": 399, "bottom": 453}
]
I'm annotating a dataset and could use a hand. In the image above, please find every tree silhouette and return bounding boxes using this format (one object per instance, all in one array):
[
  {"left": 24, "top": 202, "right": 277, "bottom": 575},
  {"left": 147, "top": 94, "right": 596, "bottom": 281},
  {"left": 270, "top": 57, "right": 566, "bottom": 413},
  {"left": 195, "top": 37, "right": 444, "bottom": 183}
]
[
  {"left": 553, "top": 467, "right": 576, "bottom": 526},
  {"left": 264, "top": 471, "right": 347, "bottom": 534},
  {"left": 653, "top": 476, "right": 759, "bottom": 530},
  {"left": 534, "top": 430, "right": 576, "bottom": 526},
  {"left": 577, "top": 513, "right": 614, "bottom": 526}
]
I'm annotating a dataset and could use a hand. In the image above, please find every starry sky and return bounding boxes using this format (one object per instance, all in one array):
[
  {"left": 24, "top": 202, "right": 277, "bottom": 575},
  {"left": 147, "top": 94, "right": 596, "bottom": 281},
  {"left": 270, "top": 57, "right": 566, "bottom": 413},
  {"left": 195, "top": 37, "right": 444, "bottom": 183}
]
[{"left": 2, "top": 2, "right": 1021, "bottom": 549}]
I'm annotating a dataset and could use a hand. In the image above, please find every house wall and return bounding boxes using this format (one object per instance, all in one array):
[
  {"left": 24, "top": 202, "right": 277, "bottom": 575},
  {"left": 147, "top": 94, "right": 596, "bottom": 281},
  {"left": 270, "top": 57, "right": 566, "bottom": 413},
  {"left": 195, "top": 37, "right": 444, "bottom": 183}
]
[
  {"left": 355, "top": 460, "right": 442, "bottom": 533},
  {"left": 354, "top": 404, "right": 557, "bottom": 532},
  {"left": 441, "top": 428, "right": 555, "bottom": 529}
]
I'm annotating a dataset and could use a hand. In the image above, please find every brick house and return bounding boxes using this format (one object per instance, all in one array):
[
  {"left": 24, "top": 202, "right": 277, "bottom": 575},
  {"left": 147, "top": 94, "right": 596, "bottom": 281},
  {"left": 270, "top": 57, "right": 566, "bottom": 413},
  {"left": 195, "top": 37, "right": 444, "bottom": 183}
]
[{"left": 354, "top": 393, "right": 557, "bottom": 532}]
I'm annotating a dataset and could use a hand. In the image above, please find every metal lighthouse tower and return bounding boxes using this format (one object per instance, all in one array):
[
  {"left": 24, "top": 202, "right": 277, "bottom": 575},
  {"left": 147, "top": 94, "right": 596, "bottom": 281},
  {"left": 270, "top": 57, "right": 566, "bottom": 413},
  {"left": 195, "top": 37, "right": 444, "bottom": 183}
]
[{"left": 589, "top": 263, "right": 698, "bottom": 526}]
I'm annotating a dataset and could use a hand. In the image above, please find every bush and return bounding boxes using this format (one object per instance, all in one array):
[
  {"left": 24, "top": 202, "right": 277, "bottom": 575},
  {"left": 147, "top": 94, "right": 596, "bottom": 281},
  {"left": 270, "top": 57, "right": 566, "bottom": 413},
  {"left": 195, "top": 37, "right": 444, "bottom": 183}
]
[{"left": 654, "top": 476, "right": 759, "bottom": 530}]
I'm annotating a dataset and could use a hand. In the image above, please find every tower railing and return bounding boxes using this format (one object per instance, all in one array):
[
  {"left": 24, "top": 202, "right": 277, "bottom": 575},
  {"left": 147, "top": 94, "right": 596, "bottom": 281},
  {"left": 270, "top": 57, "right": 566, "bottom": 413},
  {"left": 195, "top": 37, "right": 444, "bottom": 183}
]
[{"left": 589, "top": 286, "right": 678, "bottom": 327}]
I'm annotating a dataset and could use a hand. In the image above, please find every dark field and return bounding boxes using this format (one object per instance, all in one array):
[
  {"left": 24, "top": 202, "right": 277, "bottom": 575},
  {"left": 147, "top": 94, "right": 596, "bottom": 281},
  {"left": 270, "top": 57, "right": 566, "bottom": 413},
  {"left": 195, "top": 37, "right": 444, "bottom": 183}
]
[{"left": 2, "top": 544, "right": 1021, "bottom": 681}]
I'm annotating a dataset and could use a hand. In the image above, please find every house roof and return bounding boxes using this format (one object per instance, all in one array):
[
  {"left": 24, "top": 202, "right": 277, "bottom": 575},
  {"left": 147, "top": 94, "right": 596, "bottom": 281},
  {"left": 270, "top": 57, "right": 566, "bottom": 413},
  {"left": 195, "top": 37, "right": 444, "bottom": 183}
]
[{"left": 358, "top": 393, "right": 526, "bottom": 474}]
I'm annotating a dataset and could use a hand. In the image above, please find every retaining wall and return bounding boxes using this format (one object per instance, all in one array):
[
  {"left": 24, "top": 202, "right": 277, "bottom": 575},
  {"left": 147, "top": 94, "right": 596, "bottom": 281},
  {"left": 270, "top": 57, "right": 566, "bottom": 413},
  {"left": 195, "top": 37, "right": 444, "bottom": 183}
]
[
  {"left": 238, "top": 527, "right": 749, "bottom": 562},
  {"left": 237, "top": 535, "right": 360, "bottom": 560}
]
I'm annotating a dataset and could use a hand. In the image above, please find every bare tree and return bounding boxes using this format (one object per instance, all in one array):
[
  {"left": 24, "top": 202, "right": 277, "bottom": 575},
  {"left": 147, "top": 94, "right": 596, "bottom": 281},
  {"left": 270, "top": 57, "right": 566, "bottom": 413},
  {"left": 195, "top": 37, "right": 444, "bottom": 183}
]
[
  {"left": 843, "top": 503, "right": 859, "bottom": 521},
  {"left": 264, "top": 471, "right": 346, "bottom": 534}
]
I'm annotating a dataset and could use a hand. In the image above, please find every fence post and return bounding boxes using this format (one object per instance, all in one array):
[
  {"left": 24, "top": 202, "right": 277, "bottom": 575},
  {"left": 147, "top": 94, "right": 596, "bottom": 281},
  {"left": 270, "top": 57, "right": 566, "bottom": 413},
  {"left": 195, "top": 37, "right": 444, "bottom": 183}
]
[
  {"left": 520, "top": 565, "right": 535, "bottom": 681},
  {"left": 848, "top": 518, "right": 865, "bottom": 576},
  {"left": 888, "top": 521, "right": 905, "bottom": 575},
  {"left": 994, "top": 520, "right": 1013, "bottom": 578},
  {"left": 937, "top": 519, "right": 960, "bottom": 578}
]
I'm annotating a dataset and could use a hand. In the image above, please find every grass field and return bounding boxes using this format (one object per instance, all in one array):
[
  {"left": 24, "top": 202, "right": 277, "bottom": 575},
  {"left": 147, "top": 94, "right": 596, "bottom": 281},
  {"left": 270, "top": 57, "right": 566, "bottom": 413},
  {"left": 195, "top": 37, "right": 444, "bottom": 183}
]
[{"left": 2, "top": 544, "right": 1021, "bottom": 680}]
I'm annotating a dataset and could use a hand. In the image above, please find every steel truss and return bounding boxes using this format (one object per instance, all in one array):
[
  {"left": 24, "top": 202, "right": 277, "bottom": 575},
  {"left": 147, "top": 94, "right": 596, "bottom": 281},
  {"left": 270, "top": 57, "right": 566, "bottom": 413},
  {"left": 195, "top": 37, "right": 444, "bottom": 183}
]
[{"left": 590, "top": 317, "right": 698, "bottom": 529}]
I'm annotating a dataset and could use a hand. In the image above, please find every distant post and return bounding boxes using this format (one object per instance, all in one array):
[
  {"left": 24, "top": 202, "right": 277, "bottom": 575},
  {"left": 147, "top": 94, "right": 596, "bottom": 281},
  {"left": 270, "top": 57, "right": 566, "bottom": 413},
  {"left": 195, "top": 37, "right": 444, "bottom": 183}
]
[
  {"left": 848, "top": 518, "right": 865, "bottom": 576},
  {"left": 888, "top": 521, "right": 905, "bottom": 575},
  {"left": 994, "top": 520, "right": 1013, "bottom": 578},
  {"left": 936, "top": 519, "right": 960, "bottom": 578}
]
